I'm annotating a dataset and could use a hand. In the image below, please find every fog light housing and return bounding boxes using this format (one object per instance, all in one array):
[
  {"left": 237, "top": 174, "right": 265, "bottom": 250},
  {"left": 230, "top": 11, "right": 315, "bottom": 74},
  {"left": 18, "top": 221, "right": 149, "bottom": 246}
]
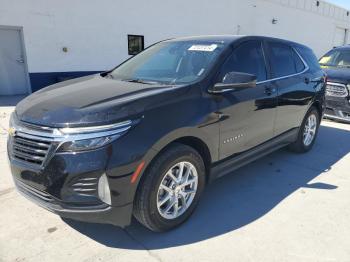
[{"left": 98, "top": 174, "right": 111, "bottom": 205}]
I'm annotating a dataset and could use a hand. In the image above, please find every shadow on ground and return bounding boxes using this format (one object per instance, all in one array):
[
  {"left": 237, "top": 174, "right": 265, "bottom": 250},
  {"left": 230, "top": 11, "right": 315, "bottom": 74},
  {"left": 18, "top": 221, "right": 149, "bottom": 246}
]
[{"left": 63, "top": 124, "right": 349, "bottom": 250}]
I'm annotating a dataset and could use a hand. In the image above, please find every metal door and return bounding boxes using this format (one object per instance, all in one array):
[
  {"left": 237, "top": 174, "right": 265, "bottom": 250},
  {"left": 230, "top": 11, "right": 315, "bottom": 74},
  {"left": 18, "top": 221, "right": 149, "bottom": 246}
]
[{"left": 0, "top": 27, "right": 30, "bottom": 95}]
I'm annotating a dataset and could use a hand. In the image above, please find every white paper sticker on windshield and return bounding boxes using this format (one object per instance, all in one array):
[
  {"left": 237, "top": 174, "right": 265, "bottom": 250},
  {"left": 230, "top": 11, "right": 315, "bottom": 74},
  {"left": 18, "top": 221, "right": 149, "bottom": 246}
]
[{"left": 188, "top": 44, "right": 218, "bottom": 52}]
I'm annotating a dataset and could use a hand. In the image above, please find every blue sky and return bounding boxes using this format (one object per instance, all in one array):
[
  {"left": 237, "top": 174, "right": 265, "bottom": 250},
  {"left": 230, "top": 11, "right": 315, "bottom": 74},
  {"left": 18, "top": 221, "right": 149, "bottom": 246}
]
[{"left": 328, "top": 0, "right": 350, "bottom": 9}]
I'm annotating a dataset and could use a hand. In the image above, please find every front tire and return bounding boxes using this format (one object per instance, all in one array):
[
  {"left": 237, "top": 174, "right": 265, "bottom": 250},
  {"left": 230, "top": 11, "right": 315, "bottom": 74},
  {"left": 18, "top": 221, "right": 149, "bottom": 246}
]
[
  {"left": 133, "top": 143, "right": 205, "bottom": 232},
  {"left": 289, "top": 107, "right": 320, "bottom": 153}
]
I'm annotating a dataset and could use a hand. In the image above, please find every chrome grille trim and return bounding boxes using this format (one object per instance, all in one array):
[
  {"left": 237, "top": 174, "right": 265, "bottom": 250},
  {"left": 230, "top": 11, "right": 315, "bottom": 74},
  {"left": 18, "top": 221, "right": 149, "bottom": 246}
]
[
  {"left": 11, "top": 133, "right": 54, "bottom": 167},
  {"left": 9, "top": 113, "right": 133, "bottom": 168},
  {"left": 326, "top": 82, "right": 349, "bottom": 98},
  {"left": 14, "top": 136, "right": 50, "bottom": 149},
  {"left": 19, "top": 121, "right": 54, "bottom": 134},
  {"left": 13, "top": 144, "right": 47, "bottom": 154},
  {"left": 13, "top": 150, "right": 45, "bottom": 161}
]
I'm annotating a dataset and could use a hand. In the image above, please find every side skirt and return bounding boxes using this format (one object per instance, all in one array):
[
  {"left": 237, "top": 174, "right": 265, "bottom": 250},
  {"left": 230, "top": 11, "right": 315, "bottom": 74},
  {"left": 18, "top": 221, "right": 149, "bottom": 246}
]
[{"left": 209, "top": 128, "right": 299, "bottom": 182}]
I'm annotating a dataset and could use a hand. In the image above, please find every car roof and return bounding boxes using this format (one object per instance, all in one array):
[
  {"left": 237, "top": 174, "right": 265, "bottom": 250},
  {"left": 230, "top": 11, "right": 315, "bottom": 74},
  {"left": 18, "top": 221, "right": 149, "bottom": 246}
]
[
  {"left": 332, "top": 45, "right": 350, "bottom": 51},
  {"left": 166, "top": 35, "right": 245, "bottom": 43},
  {"left": 166, "top": 35, "right": 309, "bottom": 49}
]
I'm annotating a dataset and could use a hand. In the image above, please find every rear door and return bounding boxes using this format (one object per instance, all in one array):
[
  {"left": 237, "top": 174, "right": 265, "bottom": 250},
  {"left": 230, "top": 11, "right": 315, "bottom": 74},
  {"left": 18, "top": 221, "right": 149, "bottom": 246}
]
[
  {"left": 265, "top": 41, "right": 312, "bottom": 136},
  {"left": 216, "top": 40, "right": 278, "bottom": 159}
]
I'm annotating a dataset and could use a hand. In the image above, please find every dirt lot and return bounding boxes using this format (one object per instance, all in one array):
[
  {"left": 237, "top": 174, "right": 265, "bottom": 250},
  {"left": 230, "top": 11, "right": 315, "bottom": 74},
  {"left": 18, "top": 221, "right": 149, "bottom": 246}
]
[{"left": 1, "top": 97, "right": 350, "bottom": 262}]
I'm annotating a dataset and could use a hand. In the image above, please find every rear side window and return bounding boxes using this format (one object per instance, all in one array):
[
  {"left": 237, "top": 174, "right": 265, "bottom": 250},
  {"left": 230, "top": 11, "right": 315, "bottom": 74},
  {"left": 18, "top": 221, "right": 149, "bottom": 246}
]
[
  {"left": 296, "top": 47, "right": 320, "bottom": 72},
  {"left": 268, "top": 42, "right": 298, "bottom": 78},
  {"left": 293, "top": 50, "right": 306, "bottom": 72},
  {"left": 218, "top": 41, "right": 267, "bottom": 82}
]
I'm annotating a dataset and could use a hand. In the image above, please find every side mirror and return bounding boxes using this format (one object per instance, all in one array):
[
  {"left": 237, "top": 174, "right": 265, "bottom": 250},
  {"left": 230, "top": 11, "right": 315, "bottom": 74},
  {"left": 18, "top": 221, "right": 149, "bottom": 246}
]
[{"left": 211, "top": 72, "right": 257, "bottom": 93}]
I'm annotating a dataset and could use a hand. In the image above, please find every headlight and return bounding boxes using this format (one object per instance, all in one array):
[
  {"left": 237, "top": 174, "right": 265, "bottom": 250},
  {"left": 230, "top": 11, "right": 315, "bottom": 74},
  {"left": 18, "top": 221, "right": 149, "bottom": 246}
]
[
  {"left": 8, "top": 113, "right": 15, "bottom": 136},
  {"left": 59, "top": 136, "right": 118, "bottom": 152},
  {"left": 58, "top": 120, "right": 133, "bottom": 152}
]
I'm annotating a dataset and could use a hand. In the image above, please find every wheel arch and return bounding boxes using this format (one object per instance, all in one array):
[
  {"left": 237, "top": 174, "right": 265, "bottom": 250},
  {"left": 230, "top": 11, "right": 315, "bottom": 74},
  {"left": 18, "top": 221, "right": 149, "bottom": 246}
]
[
  {"left": 135, "top": 131, "right": 216, "bottom": 191},
  {"left": 311, "top": 100, "right": 323, "bottom": 121},
  {"left": 162, "top": 136, "right": 212, "bottom": 181}
]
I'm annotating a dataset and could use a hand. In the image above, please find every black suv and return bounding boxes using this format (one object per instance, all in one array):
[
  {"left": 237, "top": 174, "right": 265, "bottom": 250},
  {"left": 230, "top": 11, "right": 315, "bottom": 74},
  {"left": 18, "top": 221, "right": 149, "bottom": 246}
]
[
  {"left": 8, "top": 36, "right": 325, "bottom": 232},
  {"left": 320, "top": 46, "right": 350, "bottom": 122}
]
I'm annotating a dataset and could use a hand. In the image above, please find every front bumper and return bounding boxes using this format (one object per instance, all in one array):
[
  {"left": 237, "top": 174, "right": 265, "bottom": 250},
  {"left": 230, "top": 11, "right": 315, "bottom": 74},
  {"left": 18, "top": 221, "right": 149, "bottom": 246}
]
[
  {"left": 7, "top": 114, "right": 155, "bottom": 227},
  {"left": 8, "top": 139, "right": 140, "bottom": 227},
  {"left": 15, "top": 178, "right": 133, "bottom": 226},
  {"left": 325, "top": 96, "right": 350, "bottom": 123}
]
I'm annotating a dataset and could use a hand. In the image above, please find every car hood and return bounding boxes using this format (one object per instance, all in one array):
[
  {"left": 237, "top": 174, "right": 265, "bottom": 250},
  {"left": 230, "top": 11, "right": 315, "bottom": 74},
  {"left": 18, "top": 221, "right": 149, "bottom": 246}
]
[
  {"left": 16, "top": 74, "right": 178, "bottom": 127},
  {"left": 324, "top": 67, "right": 350, "bottom": 84}
]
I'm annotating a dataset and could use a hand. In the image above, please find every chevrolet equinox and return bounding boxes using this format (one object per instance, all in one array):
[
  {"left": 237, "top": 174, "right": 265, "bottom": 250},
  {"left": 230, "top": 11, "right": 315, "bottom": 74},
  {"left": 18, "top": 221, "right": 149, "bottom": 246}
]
[{"left": 8, "top": 36, "right": 326, "bottom": 232}]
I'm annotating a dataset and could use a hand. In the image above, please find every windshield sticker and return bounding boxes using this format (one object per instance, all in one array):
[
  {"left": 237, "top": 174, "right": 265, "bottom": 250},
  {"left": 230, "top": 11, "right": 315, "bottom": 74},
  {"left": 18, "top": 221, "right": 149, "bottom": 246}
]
[{"left": 188, "top": 44, "right": 218, "bottom": 52}]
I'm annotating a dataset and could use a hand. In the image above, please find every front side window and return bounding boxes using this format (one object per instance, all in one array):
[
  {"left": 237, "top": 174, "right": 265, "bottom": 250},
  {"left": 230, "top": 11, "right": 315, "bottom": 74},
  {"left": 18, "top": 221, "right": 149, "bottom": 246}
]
[
  {"left": 268, "top": 42, "right": 298, "bottom": 78},
  {"left": 218, "top": 41, "right": 267, "bottom": 82},
  {"left": 110, "top": 41, "right": 226, "bottom": 85},
  {"left": 319, "top": 49, "right": 350, "bottom": 68}
]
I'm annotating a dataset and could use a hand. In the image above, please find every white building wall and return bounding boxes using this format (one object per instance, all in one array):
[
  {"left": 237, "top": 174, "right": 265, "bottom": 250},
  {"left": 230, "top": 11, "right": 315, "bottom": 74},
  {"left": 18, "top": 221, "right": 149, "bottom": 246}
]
[
  {"left": 0, "top": 0, "right": 349, "bottom": 74},
  {"left": 254, "top": 0, "right": 350, "bottom": 56}
]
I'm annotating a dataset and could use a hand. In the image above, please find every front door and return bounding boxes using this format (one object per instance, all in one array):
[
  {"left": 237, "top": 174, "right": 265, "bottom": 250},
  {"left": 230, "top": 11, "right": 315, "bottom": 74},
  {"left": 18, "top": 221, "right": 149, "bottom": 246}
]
[
  {"left": 0, "top": 27, "right": 30, "bottom": 95},
  {"left": 216, "top": 40, "right": 277, "bottom": 160}
]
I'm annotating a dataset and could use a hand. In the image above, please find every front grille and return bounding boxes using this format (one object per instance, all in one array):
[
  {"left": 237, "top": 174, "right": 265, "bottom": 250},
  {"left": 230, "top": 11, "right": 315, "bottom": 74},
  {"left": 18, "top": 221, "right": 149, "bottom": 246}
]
[
  {"left": 11, "top": 134, "right": 52, "bottom": 166},
  {"left": 326, "top": 82, "right": 349, "bottom": 97}
]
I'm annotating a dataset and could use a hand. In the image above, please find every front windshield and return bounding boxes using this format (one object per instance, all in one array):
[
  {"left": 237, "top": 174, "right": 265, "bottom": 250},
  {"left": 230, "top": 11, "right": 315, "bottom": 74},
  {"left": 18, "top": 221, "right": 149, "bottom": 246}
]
[
  {"left": 319, "top": 49, "right": 350, "bottom": 68},
  {"left": 109, "top": 40, "right": 226, "bottom": 85}
]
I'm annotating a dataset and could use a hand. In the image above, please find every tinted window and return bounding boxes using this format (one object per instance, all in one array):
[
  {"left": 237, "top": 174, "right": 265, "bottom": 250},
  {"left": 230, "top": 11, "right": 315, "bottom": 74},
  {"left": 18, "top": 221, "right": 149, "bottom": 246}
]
[
  {"left": 218, "top": 41, "right": 267, "bottom": 82},
  {"left": 269, "top": 42, "right": 297, "bottom": 78},
  {"left": 296, "top": 47, "right": 320, "bottom": 72},
  {"left": 292, "top": 49, "right": 306, "bottom": 72}
]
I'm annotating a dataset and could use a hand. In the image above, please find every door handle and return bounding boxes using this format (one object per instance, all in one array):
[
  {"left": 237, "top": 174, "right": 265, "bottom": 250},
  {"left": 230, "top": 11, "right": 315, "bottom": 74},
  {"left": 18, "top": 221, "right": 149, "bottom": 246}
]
[
  {"left": 265, "top": 86, "right": 276, "bottom": 96},
  {"left": 16, "top": 58, "right": 24, "bottom": 63}
]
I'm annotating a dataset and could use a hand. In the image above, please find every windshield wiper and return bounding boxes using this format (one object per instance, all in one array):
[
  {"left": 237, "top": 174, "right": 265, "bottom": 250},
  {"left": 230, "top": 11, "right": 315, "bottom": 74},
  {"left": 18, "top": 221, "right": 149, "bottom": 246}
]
[
  {"left": 121, "top": 78, "right": 163, "bottom": 85},
  {"left": 104, "top": 73, "right": 114, "bottom": 79}
]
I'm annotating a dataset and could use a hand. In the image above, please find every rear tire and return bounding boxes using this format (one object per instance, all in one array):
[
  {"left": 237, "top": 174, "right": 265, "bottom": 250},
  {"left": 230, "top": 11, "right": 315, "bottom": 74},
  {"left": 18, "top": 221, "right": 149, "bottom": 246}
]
[
  {"left": 133, "top": 143, "right": 205, "bottom": 232},
  {"left": 289, "top": 107, "right": 320, "bottom": 153}
]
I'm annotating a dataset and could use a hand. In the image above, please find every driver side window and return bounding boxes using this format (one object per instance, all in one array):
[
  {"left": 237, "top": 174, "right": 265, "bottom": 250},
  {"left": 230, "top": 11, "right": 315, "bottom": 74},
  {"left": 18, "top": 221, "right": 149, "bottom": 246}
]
[{"left": 219, "top": 41, "right": 267, "bottom": 82}]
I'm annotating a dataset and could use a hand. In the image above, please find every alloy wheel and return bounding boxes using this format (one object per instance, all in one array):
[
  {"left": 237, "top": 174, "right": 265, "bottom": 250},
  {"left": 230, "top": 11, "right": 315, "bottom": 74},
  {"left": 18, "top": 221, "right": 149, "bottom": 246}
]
[
  {"left": 303, "top": 114, "right": 317, "bottom": 146},
  {"left": 156, "top": 161, "right": 198, "bottom": 220}
]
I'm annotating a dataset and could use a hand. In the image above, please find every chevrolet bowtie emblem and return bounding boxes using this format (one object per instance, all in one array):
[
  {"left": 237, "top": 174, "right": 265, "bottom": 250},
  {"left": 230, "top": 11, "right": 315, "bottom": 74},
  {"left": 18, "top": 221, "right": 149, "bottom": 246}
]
[{"left": 8, "top": 127, "right": 17, "bottom": 137}]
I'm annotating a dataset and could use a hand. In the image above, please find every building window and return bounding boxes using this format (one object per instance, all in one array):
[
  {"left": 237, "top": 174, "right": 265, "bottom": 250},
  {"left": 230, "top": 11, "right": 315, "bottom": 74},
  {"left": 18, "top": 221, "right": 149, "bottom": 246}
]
[{"left": 128, "top": 35, "right": 144, "bottom": 55}]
